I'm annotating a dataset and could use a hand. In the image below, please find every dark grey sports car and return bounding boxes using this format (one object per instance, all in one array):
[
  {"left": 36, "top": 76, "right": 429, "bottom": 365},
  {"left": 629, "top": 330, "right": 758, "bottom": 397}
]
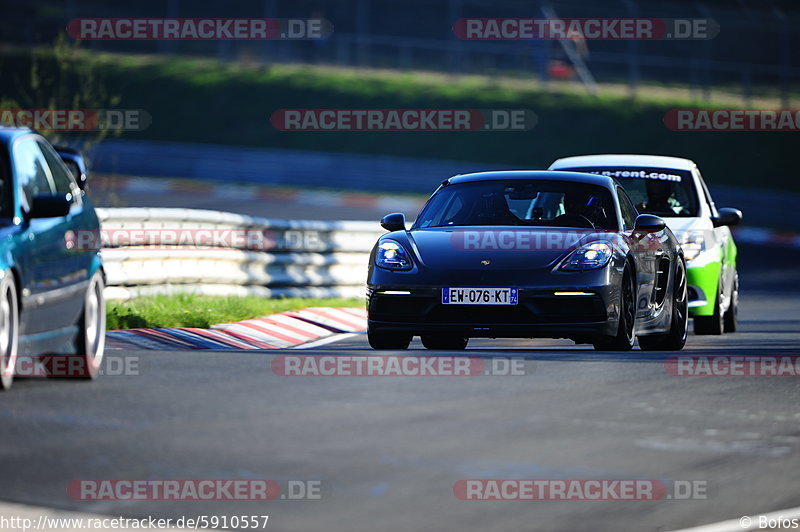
[{"left": 367, "top": 171, "right": 688, "bottom": 351}]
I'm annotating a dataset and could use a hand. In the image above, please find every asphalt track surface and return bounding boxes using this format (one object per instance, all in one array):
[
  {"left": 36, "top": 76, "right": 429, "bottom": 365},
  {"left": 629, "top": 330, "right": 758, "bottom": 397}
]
[{"left": 1, "top": 197, "right": 799, "bottom": 531}]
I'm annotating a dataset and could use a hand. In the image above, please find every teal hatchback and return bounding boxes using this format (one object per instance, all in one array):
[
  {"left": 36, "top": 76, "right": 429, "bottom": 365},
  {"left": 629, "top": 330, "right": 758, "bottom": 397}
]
[{"left": 0, "top": 129, "right": 105, "bottom": 390}]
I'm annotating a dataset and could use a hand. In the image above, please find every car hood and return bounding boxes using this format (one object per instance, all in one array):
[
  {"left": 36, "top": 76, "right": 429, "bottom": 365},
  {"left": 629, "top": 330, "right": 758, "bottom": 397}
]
[
  {"left": 663, "top": 217, "right": 714, "bottom": 234},
  {"left": 407, "top": 226, "right": 600, "bottom": 271},
  {"left": 660, "top": 216, "right": 712, "bottom": 239}
]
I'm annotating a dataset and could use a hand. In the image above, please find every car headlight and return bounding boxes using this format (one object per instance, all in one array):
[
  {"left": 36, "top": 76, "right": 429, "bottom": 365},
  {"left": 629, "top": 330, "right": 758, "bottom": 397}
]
[
  {"left": 559, "top": 241, "right": 613, "bottom": 271},
  {"left": 678, "top": 230, "right": 706, "bottom": 262},
  {"left": 375, "top": 240, "right": 413, "bottom": 270}
]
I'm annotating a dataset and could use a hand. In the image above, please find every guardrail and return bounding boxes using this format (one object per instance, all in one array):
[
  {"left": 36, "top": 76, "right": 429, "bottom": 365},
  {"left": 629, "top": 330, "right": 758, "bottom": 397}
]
[{"left": 97, "top": 208, "right": 385, "bottom": 300}]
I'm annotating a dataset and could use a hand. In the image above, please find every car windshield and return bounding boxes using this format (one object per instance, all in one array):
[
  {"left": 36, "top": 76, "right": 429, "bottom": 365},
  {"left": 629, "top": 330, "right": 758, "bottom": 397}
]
[
  {"left": 561, "top": 166, "right": 699, "bottom": 217},
  {"left": 414, "top": 180, "right": 618, "bottom": 230}
]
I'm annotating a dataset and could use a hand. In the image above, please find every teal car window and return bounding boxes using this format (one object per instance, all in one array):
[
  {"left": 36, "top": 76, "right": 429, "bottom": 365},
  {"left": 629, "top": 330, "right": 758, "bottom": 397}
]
[
  {"left": 37, "top": 139, "right": 81, "bottom": 205},
  {"left": 13, "top": 137, "right": 55, "bottom": 213}
]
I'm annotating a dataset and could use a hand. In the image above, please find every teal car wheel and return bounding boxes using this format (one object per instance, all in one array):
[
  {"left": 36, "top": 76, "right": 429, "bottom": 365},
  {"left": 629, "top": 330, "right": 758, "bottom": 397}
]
[
  {"left": 74, "top": 271, "right": 106, "bottom": 379},
  {"left": 0, "top": 273, "right": 19, "bottom": 391}
]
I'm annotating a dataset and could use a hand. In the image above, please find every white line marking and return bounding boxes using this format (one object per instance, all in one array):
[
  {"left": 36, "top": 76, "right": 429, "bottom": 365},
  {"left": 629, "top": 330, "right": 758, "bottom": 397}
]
[
  {"left": 292, "top": 333, "right": 360, "bottom": 349},
  {"left": 669, "top": 505, "right": 800, "bottom": 531}
]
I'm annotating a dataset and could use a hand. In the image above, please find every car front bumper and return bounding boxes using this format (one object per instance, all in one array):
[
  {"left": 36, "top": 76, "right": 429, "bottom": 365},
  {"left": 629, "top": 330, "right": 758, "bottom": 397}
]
[
  {"left": 367, "top": 285, "right": 618, "bottom": 339},
  {"left": 686, "top": 261, "right": 720, "bottom": 317}
]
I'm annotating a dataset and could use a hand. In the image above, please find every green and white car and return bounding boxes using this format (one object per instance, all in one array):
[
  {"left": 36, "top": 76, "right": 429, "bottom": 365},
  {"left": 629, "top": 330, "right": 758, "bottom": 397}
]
[{"left": 549, "top": 155, "right": 741, "bottom": 335}]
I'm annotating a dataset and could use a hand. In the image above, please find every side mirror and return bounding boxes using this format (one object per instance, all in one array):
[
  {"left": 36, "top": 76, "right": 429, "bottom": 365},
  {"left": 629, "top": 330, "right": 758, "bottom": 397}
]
[
  {"left": 712, "top": 207, "right": 742, "bottom": 228},
  {"left": 380, "top": 212, "right": 406, "bottom": 232},
  {"left": 55, "top": 146, "right": 88, "bottom": 190},
  {"left": 30, "top": 194, "right": 71, "bottom": 219},
  {"left": 633, "top": 214, "right": 666, "bottom": 233}
]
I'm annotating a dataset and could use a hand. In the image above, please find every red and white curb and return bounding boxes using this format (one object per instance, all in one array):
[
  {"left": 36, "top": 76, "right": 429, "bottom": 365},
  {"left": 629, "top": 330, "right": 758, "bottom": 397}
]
[{"left": 106, "top": 307, "right": 366, "bottom": 351}]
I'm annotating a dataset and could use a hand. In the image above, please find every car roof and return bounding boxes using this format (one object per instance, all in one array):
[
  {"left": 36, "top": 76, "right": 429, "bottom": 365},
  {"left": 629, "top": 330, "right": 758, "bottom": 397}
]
[
  {"left": 0, "top": 128, "right": 36, "bottom": 143},
  {"left": 550, "top": 154, "right": 697, "bottom": 171},
  {"left": 446, "top": 170, "right": 616, "bottom": 188}
]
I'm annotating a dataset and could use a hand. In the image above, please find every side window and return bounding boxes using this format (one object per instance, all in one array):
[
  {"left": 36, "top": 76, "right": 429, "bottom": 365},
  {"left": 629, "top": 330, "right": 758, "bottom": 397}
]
[
  {"left": 37, "top": 139, "right": 80, "bottom": 204},
  {"left": 696, "top": 170, "right": 718, "bottom": 217},
  {"left": 617, "top": 187, "right": 638, "bottom": 230},
  {"left": 439, "top": 194, "right": 464, "bottom": 225},
  {"left": 12, "top": 138, "right": 54, "bottom": 213}
]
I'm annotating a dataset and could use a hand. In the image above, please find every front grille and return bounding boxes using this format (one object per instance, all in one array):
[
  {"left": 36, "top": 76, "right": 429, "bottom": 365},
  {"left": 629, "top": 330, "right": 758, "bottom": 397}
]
[
  {"left": 530, "top": 297, "right": 606, "bottom": 322},
  {"left": 371, "top": 294, "right": 606, "bottom": 324},
  {"left": 427, "top": 304, "right": 539, "bottom": 324}
]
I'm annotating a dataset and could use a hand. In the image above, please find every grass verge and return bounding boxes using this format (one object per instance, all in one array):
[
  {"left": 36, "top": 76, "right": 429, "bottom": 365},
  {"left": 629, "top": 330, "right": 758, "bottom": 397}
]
[{"left": 106, "top": 295, "right": 363, "bottom": 330}]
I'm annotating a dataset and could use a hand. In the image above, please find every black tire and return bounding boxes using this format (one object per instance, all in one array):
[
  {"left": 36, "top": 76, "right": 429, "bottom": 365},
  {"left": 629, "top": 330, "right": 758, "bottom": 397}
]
[
  {"left": 593, "top": 266, "right": 636, "bottom": 351},
  {"left": 723, "top": 272, "right": 739, "bottom": 333},
  {"left": 367, "top": 327, "right": 412, "bottom": 350},
  {"left": 62, "top": 271, "right": 106, "bottom": 379},
  {"left": 639, "top": 259, "right": 688, "bottom": 351},
  {"left": 0, "top": 273, "right": 19, "bottom": 391},
  {"left": 694, "top": 279, "right": 724, "bottom": 335},
  {"left": 420, "top": 335, "right": 469, "bottom": 350}
]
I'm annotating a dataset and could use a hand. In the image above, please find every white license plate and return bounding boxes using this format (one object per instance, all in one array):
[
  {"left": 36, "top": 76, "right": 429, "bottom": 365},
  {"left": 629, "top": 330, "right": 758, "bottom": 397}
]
[{"left": 442, "top": 288, "right": 518, "bottom": 305}]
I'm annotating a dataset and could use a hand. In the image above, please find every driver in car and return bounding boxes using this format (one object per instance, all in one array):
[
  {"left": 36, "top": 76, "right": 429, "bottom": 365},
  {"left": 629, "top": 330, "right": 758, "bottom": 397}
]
[
  {"left": 557, "top": 192, "right": 608, "bottom": 228},
  {"left": 637, "top": 180, "right": 683, "bottom": 215}
]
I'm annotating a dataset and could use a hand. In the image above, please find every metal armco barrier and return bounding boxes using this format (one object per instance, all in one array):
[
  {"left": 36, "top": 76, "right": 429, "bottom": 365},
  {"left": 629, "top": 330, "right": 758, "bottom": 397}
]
[{"left": 97, "top": 208, "right": 385, "bottom": 300}]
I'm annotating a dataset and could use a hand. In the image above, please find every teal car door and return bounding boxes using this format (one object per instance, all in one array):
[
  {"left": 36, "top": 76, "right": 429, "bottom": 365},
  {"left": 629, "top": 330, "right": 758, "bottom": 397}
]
[{"left": 11, "top": 135, "right": 85, "bottom": 339}]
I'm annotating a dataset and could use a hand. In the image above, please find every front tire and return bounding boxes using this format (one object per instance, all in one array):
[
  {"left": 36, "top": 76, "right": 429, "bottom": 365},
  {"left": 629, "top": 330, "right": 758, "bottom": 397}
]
[
  {"left": 723, "top": 272, "right": 739, "bottom": 333},
  {"left": 69, "top": 271, "right": 106, "bottom": 379},
  {"left": 593, "top": 266, "right": 636, "bottom": 351},
  {"left": 639, "top": 259, "right": 688, "bottom": 351},
  {"left": 421, "top": 335, "right": 468, "bottom": 350},
  {"left": 0, "top": 273, "right": 19, "bottom": 391},
  {"left": 694, "top": 279, "right": 724, "bottom": 335},
  {"left": 367, "top": 327, "right": 412, "bottom": 350}
]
